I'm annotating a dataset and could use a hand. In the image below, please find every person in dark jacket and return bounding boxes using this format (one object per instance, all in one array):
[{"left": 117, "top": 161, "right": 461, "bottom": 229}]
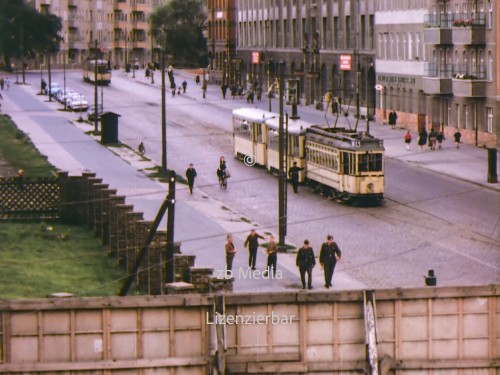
[
  {"left": 264, "top": 236, "right": 278, "bottom": 277},
  {"left": 296, "top": 240, "right": 316, "bottom": 289},
  {"left": 454, "top": 129, "right": 462, "bottom": 149},
  {"left": 319, "top": 235, "right": 341, "bottom": 288},
  {"left": 244, "top": 229, "right": 264, "bottom": 270},
  {"left": 185, "top": 163, "right": 197, "bottom": 194},
  {"left": 418, "top": 128, "right": 428, "bottom": 151},
  {"left": 288, "top": 162, "right": 303, "bottom": 193},
  {"left": 225, "top": 234, "right": 236, "bottom": 272}
]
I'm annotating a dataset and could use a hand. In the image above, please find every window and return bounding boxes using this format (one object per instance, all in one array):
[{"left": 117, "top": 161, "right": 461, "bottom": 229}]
[
  {"left": 345, "top": 16, "right": 351, "bottom": 49},
  {"left": 464, "top": 105, "right": 468, "bottom": 129},
  {"left": 486, "top": 108, "right": 493, "bottom": 133},
  {"left": 234, "top": 119, "right": 252, "bottom": 140},
  {"left": 487, "top": 51, "right": 493, "bottom": 80},
  {"left": 333, "top": 17, "right": 339, "bottom": 49},
  {"left": 358, "top": 153, "right": 383, "bottom": 172}
]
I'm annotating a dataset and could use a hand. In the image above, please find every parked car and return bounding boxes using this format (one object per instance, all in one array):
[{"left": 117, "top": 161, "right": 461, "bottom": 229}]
[
  {"left": 67, "top": 95, "right": 89, "bottom": 111},
  {"left": 48, "top": 82, "right": 61, "bottom": 97},
  {"left": 87, "top": 104, "right": 104, "bottom": 121},
  {"left": 56, "top": 89, "right": 75, "bottom": 104},
  {"left": 65, "top": 92, "right": 81, "bottom": 107}
]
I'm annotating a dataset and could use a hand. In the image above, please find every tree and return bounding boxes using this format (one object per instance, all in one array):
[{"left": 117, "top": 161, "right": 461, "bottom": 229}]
[
  {"left": 0, "top": 0, "right": 62, "bottom": 71},
  {"left": 148, "top": 0, "right": 208, "bottom": 68}
]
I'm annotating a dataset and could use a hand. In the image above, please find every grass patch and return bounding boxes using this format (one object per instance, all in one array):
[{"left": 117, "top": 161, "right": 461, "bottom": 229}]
[
  {"left": 0, "top": 221, "right": 130, "bottom": 299},
  {"left": 148, "top": 166, "right": 187, "bottom": 184},
  {"left": 0, "top": 115, "right": 56, "bottom": 178}
]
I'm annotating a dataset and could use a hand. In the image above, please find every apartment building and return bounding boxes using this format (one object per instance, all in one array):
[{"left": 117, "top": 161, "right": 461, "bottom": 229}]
[
  {"left": 421, "top": 0, "right": 498, "bottom": 147},
  {"left": 207, "top": 0, "right": 237, "bottom": 86},
  {"left": 233, "top": 0, "right": 376, "bottom": 112},
  {"left": 30, "top": 0, "right": 168, "bottom": 70}
]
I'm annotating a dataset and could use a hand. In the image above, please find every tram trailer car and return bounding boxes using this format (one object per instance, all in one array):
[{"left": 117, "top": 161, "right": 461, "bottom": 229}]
[
  {"left": 265, "top": 116, "right": 313, "bottom": 183},
  {"left": 232, "top": 108, "right": 276, "bottom": 166},
  {"left": 83, "top": 59, "right": 111, "bottom": 85},
  {"left": 305, "top": 126, "right": 385, "bottom": 201}
]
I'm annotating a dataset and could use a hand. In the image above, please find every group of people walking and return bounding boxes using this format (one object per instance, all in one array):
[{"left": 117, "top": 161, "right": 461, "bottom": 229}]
[
  {"left": 225, "top": 230, "right": 342, "bottom": 290},
  {"left": 404, "top": 128, "right": 462, "bottom": 151}
]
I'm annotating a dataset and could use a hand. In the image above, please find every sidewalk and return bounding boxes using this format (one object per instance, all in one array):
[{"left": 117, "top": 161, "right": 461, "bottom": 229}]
[{"left": 127, "top": 68, "right": 499, "bottom": 192}]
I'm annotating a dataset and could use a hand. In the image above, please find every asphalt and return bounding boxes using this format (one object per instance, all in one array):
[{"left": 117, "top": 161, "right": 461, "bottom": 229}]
[{"left": 1, "top": 70, "right": 498, "bottom": 293}]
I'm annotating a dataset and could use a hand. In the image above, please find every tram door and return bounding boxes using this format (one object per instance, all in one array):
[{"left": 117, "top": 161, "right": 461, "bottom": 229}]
[{"left": 252, "top": 122, "right": 266, "bottom": 165}]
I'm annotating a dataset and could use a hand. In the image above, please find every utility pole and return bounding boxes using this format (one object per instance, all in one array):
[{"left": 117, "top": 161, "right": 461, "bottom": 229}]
[
  {"left": 94, "top": 39, "right": 98, "bottom": 132},
  {"left": 278, "top": 62, "right": 287, "bottom": 251},
  {"left": 161, "top": 36, "right": 167, "bottom": 172},
  {"left": 166, "top": 171, "right": 176, "bottom": 282},
  {"left": 48, "top": 53, "right": 52, "bottom": 102}
]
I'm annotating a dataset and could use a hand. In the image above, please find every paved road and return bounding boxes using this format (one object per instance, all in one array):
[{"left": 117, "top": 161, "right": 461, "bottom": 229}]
[{"left": 4, "top": 70, "right": 499, "bottom": 291}]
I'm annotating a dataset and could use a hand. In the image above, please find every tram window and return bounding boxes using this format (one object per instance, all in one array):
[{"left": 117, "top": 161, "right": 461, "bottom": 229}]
[
  {"left": 350, "top": 153, "right": 356, "bottom": 174},
  {"left": 342, "top": 152, "right": 350, "bottom": 174},
  {"left": 268, "top": 130, "right": 278, "bottom": 149},
  {"left": 253, "top": 123, "right": 263, "bottom": 142},
  {"left": 235, "top": 120, "right": 251, "bottom": 139},
  {"left": 358, "top": 153, "right": 383, "bottom": 172},
  {"left": 289, "top": 135, "right": 299, "bottom": 156},
  {"left": 359, "top": 153, "right": 369, "bottom": 172},
  {"left": 370, "top": 153, "right": 383, "bottom": 171}
]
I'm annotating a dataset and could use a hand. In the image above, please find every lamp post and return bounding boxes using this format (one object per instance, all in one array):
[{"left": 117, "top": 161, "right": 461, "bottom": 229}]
[
  {"left": 267, "top": 58, "right": 273, "bottom": 112},
  {"left": 93, "top": 39, "right": 98, "bottom": 132},
  {"left": 277, "top": 62, "right": 287, "bottom": 251}
]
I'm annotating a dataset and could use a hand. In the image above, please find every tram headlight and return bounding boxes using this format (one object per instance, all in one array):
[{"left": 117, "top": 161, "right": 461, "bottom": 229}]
[{"left": 367, "top": 183, "right": 374, "bottom": 192}]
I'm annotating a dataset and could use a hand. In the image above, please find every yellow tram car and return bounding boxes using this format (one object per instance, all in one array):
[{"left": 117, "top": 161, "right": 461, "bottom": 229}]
[
  {"left": 265, "top": 116, "right": 313, "bottom": 183},
  {"left": 83, "top": 59, "right": 111, "bottom": 85},
  {"left": 305, "top": 126, "right": 385, "bottom": 201},
  {"left": 232, "top": 108, "right": 275, "bottom": 166}
]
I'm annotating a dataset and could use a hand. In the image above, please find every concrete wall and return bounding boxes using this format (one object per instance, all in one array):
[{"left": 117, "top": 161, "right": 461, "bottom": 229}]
[{"left": 0, "top": 285, "right": 498, "bottom": 374}]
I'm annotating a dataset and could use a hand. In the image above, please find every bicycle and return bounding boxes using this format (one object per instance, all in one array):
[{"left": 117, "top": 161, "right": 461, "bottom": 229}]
[{"left": 218, "top": 170, "right": 229, "bottom": 189}]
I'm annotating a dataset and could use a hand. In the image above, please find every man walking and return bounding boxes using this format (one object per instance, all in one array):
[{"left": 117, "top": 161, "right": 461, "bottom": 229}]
[
  {"left": 185, "top": 163, "right": 197, "bottom": 194},
  {"left": 264, "top": 236, "right": 278, "bottom": 277},
  {"left": 454, "top": 129, "right": 462, "bottom": 149},
  {"left": 244, "top": 229, "right": 264, "bottom": 270},
  {"left": 288, "top": 162, "right": 303, "bottom": 193},
  {"left": 319, "top": 235, "right": 341, "bottom": 289},
  {"left": 296, "top": 240, "right": 316, "bottom": 289},
  {"left": 225, "top": 234, "right": 236, "bottom": 272}
]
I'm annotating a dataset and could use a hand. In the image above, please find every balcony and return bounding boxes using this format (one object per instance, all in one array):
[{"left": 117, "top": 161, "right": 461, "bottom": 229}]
[
  {"left": 114, "top": 39, "right": 126, "bottom": 49},
  {"left": 115, "top": 20, "right": 127, "bottom": 29},
  {"left": 133, "top": 40, "right": 149, "bottom": 49},
  {"left": 68, "top": 0, "right": 77, "bottom": 6},
  {"left": 115, "top": 1, "right": 127, "bottom": 11},
  {"left": 453, "top": 79, "right": 487, "bottom": 97},
  {"left": 132, "top": 0, "right": 148, "bottom": 12},
  {"left": 423, "top": 63, "right": 453, "bottom": 95},
  {"left": 452, "top": 13, "right": 486, "bottom": 44},
  {"left": 424, "top": 28, "right": 452, "bottom": 45},
  {"left": 452, "top": 66, "right": 487, "bottom": 97},
  {"left": 452, "top": 27, "right": 486, "bottom": 45}
]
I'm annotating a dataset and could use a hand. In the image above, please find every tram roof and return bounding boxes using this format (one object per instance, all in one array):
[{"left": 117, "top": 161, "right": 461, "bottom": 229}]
[
  {"left": 232, "top": 107, "right": 277, "bottom": 123},
  {"left": 265, "top": 117, "right": 314, "bottom": 135},
  {"left": 307, "top": 125, "right": 385, "bottom": 151}
]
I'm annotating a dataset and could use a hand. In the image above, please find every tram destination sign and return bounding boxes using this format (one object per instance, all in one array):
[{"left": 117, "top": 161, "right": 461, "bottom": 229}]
[{"left": 377, "top": 75, "right": 416, "bottom": 85}]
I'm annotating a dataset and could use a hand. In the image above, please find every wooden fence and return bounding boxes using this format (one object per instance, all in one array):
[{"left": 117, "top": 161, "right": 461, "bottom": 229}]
[
  {"left": 0, "top": 176, "right": 59, "bottom": 219},
  {"left": 0, "top": 285, "right": 498, "bottom": 374}
]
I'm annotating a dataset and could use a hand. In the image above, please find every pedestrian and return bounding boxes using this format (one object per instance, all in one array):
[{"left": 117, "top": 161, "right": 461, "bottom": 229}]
[
  {"left": 5, "top": 77, "right": 10, "bottom": 89},
  {"left": 244, "top": 229, "right": 265, "bottom": 270},
  {"left": 41, "top": 78, "right": 47, "bottom": 94},
  {"left": 171, "top": 83, "right": 176, "bottom": 97},
  {"left": 185, "top": 163, "right": 197, "bottom": 194},
  {"left": 145, "top": 68, "right": 150, "bottom": 78},
  {"left": 454, "top": 129, "right": 462, "bottom": 149},
  {"left": 195, "top": 75, "right": 200, "bottom": 85},
  {"left": 429, "top": 128, "right": 438, "bottom": 150},
  {"left": 389, "top": 110, "right": 398, "bottom": 129},
  {"left": 404, "top": 130, "right": 412, "bottom": 151},
  {"left": 319, "top": 235, "right": 341, "bottom": 289},
  {"left": 202, "top": 80, "right": 207, "bottom": 99},
  {"left": 0, "top": 77, "right": 4, "bottom": 90},
  {"left": 182, "top": 80, "right": 187, "bottom": 93},
  {"left": 418, "top": 128, "right": 428, "bottom": 151},
  {"left": 221, "top": 84, "right": 227, "bottom": 99},
  {"left": 296, "top": 239, "right": 316, "bottom": 289},
  {"left": 264, "top": 235, "right": 278, "bottom": 277},
  {"left": 256, "top": 85, "right": 262, "bottom": 101},
  {"left": 437, "top": 130, "right": 445, "bottom": 149},
  {"left": 225, "top": 234, "right": 236, "bottom": 272},
  {"left": 288, "top": 162, "right": 303, "bottom": 193}
]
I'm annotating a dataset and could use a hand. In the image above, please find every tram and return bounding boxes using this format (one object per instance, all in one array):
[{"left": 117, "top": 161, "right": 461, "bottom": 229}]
[
  {"left": 264, "top": 116, "right": 313, "bottom": 183},
  {"left": 305, "top": 126, "right": 385, "bottom": 201},
  {"left": 232, "top": 107, "right": 275, "bottom": 166},
  {"left": 232, "top": 107, "right": 385, "bottom": 202},
  {"left": 83, "top": 59, "right": 111, "bottom": 85}
]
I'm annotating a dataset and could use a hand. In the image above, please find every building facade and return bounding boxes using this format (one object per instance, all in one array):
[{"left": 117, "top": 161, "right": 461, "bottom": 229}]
[
  {"left": 234, "top": 0, "right": 376, "bottom": 114},
  {"left": 207, "top": 0, "right": 237, "bottom": 86},
  {"left": 421, "top": 0, "right": 498, "bottom": 148},
  {"left": 30, "top": 0, "right": 168, "bottom": 70}
]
